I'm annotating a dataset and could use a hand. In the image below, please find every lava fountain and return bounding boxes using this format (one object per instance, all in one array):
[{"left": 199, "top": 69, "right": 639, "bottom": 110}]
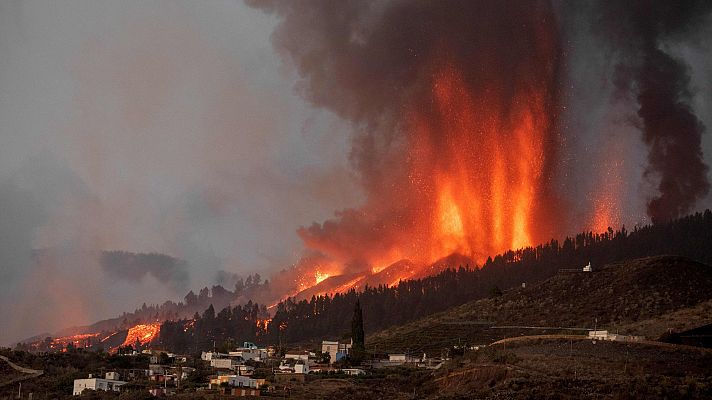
[
  {"left": 408, "top": 63, "right": 557, "bottom": 262},
  {"left": 255, "top": 0, "right": 565, "bottom": 292}
]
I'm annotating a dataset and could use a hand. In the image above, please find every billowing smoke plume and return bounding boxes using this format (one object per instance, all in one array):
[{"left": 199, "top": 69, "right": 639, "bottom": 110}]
[
  {"left": 249, "top": 0, "right": 564, "bottom": 271},
  {"left": 100, "top": 251, "right": 189, "bottom": 293},
  {"left": 594, "top": 1, "right": 712, "bottom": 223}
]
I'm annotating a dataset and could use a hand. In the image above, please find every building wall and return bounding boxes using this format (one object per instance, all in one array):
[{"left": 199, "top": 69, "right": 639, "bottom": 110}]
[
  {"left": 211, "top": 358, "right": 235, "bottom": 369},
  {"left": 229, "top": 375, "right": 260, "bottom": 388},
  {"left": 72, "top": 378, "right": 125, "bottom": 396},
  {"left": 322, "top": 341, "right": 338, "bottom": 364}
]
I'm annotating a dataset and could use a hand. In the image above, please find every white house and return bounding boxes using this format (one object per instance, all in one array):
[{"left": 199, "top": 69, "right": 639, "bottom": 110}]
[
  {"left": 228, "top": 375, "right": 262, "bottom": 388},
  {"left": 229, "top": 348, "right": 266, "bottom": 361},
  {"left": 583, "top": 262, "right": 593, "bottom": 272},
  {"left": 105, "top": 371, "right": 120, "bottom": 380},
  {"left": 588, "top": 330, "right": 608, "bottom": 340},
  {"left": 294, "top": 360, "right": 309, "bottom": 374},
  {"left": 210, "top": 375, "right": 262, "bottom": 389},
  {"left": 73, "top": 374, "right": 126, "bottom": 396},
  {"left": 321, "top": 340, "right": 352, "bottom": 364},
  {"left": 388, "top": 354, "right": 419, "bottom": 364},
  {"left": 284, "top": 351, "right": 311, "bottom": 363},
  {"left": 201, "top": 351, "right": 228, "bottom": 361},
  {"left": 211, "top": 358, "right": 239, "bottom": 370},
  {"left": 588, "top": 330, "right": 644, "bottom": 342}
]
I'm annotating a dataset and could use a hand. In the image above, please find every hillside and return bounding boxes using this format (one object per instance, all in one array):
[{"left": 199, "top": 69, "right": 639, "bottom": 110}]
[
  {"left": 426, "top": 337, "right": 712, "bottom": 399},
  {"left": 368, "top": 255, "right": 712, "bottom": 354},
  {"left": 21, "top": 211, "right": 712, "bottom": 354}
]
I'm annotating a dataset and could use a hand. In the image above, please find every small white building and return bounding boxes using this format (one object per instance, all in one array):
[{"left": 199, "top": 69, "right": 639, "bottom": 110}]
[
  {"left": 201, "top": 351, "right": 228, "bottom": 361},
  {"left": 284, "top": 351, "right": 311, "bottom": 363},
  {"left": 229, "top": 348, "right": 266, "bottom": 361},
  {"left": 294, "top": 361, "right": 309, "bottom": 374},
  {"left": 588, "top": 330, "right": 608, "bottom": 340},
  {"left": 105, "top": 371, "right": 120, "bottom": 380},
  {"left": 388, "top": 354, "right": 419, "bottom": 364},
  {"left": 321, "top": 340, "right": 352, "bottom": 364},
  {"left": 229, "top": 375, "right": 262, "bottom": 388},
  {"left": 73, "top": 374, "right": 126, "bottom": 396},
  {"left": 588, "top": 330, "right": 644, "bottom": 342},
  {"left": 211, "top": 358, "right": 239, "bottom": 370},
  {"left": 583, "top": 262, "right": 593, "bottom": 272},
  {"left": 209, "top": 375, "right": 262, "bottom": 389}
]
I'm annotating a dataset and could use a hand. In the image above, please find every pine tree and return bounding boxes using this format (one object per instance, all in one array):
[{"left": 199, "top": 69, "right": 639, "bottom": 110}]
[{"left": 351, "top": 299, "right": 365, "bottom": 364}]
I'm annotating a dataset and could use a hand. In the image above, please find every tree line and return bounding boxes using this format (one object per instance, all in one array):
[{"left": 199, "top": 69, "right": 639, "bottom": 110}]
[{"left": 158, "top": 210, "right": 712, "bottom": 352}]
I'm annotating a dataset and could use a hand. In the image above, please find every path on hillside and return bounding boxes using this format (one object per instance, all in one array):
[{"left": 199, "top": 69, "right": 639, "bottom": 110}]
[
  {"left": 489, "top": 334, "right": 712, "bottom": 352},
  {"left": 0, "top": 355, "right": 43, "bottom": 388}
]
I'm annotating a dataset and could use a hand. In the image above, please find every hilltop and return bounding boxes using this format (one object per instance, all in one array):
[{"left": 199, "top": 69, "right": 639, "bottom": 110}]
[{"left": 368, "top": 255, "right": 712, "bottom": 354}]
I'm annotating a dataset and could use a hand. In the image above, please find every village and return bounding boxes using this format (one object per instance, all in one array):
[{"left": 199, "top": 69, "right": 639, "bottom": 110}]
[{"left": 70, "top": 339, "right": 447, "bottom": 397}]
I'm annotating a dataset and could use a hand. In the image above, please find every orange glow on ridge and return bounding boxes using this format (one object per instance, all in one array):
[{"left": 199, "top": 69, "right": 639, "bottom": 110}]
[{"left": 121, "top": 323, "right": 161, "bottom": 348}]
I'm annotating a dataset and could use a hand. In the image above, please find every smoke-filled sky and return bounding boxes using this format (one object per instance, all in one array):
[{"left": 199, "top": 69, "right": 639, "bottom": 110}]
[
  {"left": 1, "top": 0, "right": 711, "bottom": 345},
  {"left": 0, "top": 0, "right": 361, "bottom": 345}
]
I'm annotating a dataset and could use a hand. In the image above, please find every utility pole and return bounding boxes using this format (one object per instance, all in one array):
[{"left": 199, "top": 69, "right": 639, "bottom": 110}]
[{"left": 176, "top": 362, "right": 182, "bottom": 390}]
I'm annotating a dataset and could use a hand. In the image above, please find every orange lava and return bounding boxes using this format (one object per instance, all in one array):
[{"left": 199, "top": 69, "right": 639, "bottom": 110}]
[
  {"left": 51, "top": 332, "right": 100, "bottom": 350},
  {"left": 256, "top": 318, "right": 272, "bottom": 331},
  {"left": 314, "top": 271, "right": 330, "bottom": 285},
  {"left": 121, "top": 323, "right": 161, "bottom": 347},
  {"left": 407, "top": 64, "right": 554, "bottom": 263}
]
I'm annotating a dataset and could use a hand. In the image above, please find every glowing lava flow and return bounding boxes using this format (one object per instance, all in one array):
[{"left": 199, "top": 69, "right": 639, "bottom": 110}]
[
  {"left": 121, "top": 323, "right": 161, "bottom": 347},
  {"left": 51, "top": 333, "right": 100, "bottom": 351}
]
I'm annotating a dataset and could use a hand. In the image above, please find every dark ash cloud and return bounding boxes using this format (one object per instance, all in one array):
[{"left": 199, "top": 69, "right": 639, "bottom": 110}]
[{"left": 592, "top": 0, "right": 712, "bottom": 223}]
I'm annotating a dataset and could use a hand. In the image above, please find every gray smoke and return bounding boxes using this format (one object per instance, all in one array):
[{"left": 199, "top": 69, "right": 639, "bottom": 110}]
[{"left": 592, "top": 0, "right": 712, "bottom": 223}]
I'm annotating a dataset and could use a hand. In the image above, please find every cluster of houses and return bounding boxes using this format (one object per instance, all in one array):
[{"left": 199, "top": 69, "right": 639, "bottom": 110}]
[
  {"left": 72, "top": 339, "right": 444, "bottom": 397},
  {"left": 72, "top": 353, "right": 197, "bottom": 397}
]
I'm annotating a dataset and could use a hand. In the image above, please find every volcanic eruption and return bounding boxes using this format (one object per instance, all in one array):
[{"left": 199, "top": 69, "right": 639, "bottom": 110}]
[{"left": 250, "top": 0, "right": 711, "bottom": 297}]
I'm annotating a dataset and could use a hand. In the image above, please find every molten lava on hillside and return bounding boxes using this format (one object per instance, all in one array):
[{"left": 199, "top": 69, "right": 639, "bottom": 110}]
[{"left": 121, "top": 323, "right": 160, "bottom": 348}]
